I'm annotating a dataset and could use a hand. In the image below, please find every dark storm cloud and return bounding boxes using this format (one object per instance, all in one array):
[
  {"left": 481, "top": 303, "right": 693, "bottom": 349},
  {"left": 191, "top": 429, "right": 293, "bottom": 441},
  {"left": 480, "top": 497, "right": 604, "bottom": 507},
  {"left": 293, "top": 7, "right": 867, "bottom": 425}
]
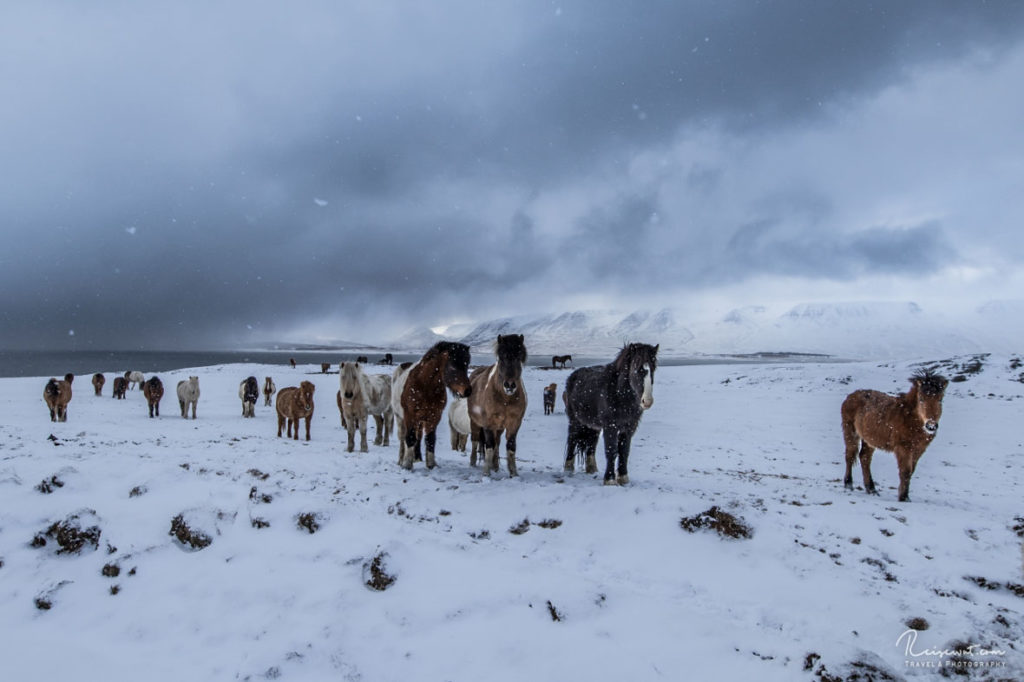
[{"left": 2, "top": 1, "right": 1023, "bottom": 348}]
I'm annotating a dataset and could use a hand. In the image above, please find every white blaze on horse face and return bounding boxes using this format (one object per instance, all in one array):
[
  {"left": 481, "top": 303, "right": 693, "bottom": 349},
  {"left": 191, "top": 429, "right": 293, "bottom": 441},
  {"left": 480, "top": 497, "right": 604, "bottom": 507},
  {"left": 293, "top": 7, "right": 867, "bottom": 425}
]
[{"left": 641, "top": 363, "right": 654, "bottom": 409}]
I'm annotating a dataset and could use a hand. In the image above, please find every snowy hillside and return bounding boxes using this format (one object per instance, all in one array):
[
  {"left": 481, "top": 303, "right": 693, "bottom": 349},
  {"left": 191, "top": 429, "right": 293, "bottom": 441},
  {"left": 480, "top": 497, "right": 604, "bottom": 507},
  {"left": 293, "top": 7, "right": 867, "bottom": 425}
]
[
  {"left": 1, "top": 354, "right": 1022, "bottom": 680},
  {"left": 394, "top": 301, "right": 1024, "bottom": 360}
]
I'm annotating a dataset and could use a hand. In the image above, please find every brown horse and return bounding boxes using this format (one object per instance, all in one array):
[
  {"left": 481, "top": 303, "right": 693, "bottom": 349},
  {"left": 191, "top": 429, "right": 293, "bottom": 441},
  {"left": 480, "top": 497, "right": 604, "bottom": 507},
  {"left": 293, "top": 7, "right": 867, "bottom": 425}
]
[
  {"left": 841, "top": 369, "right": 949, "bottom": 502},
  {"left": 112, "top": 376, "right": 128, "bottom": 399},
  {"left": 552, "top": 354, "right": 572, "bottom": 368},
  {"left": 468, "top": 335, "right": 528, "bottom": 476},
  {"left": 321, "top": 362, "right": 331, "bottom": 374},
  {"left": 91, "top": 373, "right": 105, "bottom": 396},
  {"left": 263, "top": 377, "right": 276, "bottom": 406},
  {"left": 289, "top": 358, "right": 297, "bottom": 368},
  {"left": 143, "top": 377, "right": 164, "bottom": 418},
  {"left": 397, "top": 342, "right": 473, "bottom": 470},
  {"left": 543, "top": 383, "right": 557, "bottom": 415},
  {"left": 277, "top": 381, "right": 316, "bottom": 440},
  {"left": 44, "top": 373, "right": 74, "bottom": 422}
]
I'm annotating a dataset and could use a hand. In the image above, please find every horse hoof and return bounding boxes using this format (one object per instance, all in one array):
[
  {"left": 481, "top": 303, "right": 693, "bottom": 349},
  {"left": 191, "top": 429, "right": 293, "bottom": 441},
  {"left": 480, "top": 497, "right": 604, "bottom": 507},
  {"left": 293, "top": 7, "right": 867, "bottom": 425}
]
[
  {"left": 603, "top": 478, "right": 619, "bottom": 486},
  {"left": 616, "top": 475, "right": 629, "bottom": 485}
]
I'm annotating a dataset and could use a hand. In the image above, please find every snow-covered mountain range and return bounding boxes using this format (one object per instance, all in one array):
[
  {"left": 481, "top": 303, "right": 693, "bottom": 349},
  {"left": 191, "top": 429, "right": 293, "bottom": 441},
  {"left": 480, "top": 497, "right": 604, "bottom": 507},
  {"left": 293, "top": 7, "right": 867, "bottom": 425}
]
[{"left": 390, "top": 300, "right": 1024, "bottom": 360}]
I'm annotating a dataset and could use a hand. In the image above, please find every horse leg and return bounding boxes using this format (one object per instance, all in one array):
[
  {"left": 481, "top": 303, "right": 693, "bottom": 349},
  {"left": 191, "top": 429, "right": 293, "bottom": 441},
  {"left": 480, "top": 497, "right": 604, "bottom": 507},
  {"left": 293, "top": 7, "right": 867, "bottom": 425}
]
[
  {"left": 383, "top": 410, "right": 392, "bottom": 447},
  {"left": 842, "top": 420, "right": 859, "bottom": 489},
  {"left": 858, "top": 442, "right": 877, "bottom": 494},
  {"left": 359, "top": 416, "right": 369, "bottom": 453},
  {"left": 304, "top": 415, "right": 311, "bottom": 441},
  {"left": 277, "top": 414, "right": 284, "bottom": 437},
  {"left": 615, "top": 431, "right": 631, "bottom": 485},
  {"left": 482, "top": 428, "right": 497, "bottom": 475},
  {"left": 425, "top": 429, "right": 437, "bottom": 469},
  {"left": 395, "top": 416, "right": 407, "bottom": 465},
  {"left": 602, "top": 428, "right": 620, "bottom": 485},
  {"left": 191, "top": 401, "right": 197, "bottom": 419},
  {"left": 896, "top": 450, "right": 914, "bottom": 503},
  {"left": 506, "top": 429, "right": 518, "bottom": 478},
  {"left": 470, "top": 426, "right": 483, "bottom": 467},
  {"left": 373, "top": 414, "right": 384, "bottom": 446},
  {"left": 401, "top": 425, "right": 417, "bottom": 470},
  {"left": 346, "top": 418, "right": 356, "bottom": 452}
]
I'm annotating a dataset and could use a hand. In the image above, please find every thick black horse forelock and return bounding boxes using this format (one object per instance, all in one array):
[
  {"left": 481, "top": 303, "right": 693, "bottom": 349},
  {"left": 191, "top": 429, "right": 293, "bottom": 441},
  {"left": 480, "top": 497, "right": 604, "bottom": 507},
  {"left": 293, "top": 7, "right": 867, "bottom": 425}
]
[
  {"left": 564, "top": 343, "right": 658, "bottom": 471},
  {"left": 243, "top": 376, "right": 259, "bottom": 403}
]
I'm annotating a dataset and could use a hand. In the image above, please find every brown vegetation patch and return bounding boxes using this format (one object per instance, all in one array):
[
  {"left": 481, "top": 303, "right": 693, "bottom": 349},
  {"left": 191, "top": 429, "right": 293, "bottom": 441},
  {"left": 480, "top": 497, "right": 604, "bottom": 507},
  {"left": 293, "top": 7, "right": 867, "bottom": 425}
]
[
  {"left": 251, "top": 518, "right": 270, "bottom": 529},
  {"left": 679, "top": 506, "right": 752, "bottom": 540},
  {"left": 546, "top": 600, "right": 563, "bottom": 622},
  {"left": 102, "top": 563, "right": 120, "bottom": 578},
  {"left": 365, "top": 552, "right": 396, "bottom": 591},
  {"left": 297, "top": 513, "right": 320, "bottom": 534},
  {"left": 129, "top": 486, "right": 147, "bottom": 498},
  {"left": 44, "top": 512, "right": 102, "bottom": 554},
  {"left": 508, "top": 518, "right": 531, "bottom": 535},
  {"left": 906, "top": 617, "right": 930, "bottom": 630},
  {"left": 36, "top": 476, "right": 65, "bottom": 494},
  {"left": 169, "top": 514, "right": 212, "bottom": 550},
  {"left": 537, "top": 519, "right": 563, "bottom": 529}
]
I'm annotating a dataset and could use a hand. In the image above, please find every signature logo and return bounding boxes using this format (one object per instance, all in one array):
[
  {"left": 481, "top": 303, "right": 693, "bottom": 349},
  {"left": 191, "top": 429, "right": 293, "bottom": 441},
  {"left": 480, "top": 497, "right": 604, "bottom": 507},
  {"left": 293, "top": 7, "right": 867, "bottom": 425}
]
[{"left": 897, "top": 630, "right": 1007, "bottom": 670}]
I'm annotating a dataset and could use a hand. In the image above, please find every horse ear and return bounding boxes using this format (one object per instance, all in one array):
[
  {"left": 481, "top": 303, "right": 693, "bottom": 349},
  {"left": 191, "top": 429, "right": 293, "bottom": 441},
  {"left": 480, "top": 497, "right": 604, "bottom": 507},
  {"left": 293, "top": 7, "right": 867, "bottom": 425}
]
[{"left": 654, "top": 344, "right": 659, "bottom": 354}]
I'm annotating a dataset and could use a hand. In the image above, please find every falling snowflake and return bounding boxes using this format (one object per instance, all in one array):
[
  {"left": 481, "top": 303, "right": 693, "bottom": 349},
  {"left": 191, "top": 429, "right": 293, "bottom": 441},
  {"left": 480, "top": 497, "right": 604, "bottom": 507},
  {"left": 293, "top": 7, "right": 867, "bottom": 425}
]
[
  {"left": 125, "top": 227, "right": 137, "bottom": 235},
  {"left": 314, "top": 198, "right": 328, "bottom": 207}
]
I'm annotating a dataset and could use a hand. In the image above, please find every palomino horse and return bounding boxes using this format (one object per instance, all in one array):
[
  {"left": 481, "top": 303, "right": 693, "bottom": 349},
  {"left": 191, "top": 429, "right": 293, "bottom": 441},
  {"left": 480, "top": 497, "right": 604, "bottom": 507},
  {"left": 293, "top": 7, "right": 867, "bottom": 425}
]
[
  {"left": 393, "top": 342, "right": 472, "bottom": 470},
  {"left": 468, "top": 334, "right": 528, "bottom": 476},
  {"left": 543, "top": 383, "right": 557, "bottom": 415},
  {"left": 240, "top": 376, "right": 259, "bottom": 418},
  {"left": 552, "top": 354, "right": 572, "bottom": 369},
  {"left": 177, "top": 376, "right": 200, "bottom": 419},
  {"left": 92, "top": 373, "right": 105, "bottom": 396},
  {"left": 44, "top": 373, "right": 74, "bottom": 422},
  {"left": 338, "top": 362, "right": 370, "bottom": 453},
  {"left": 143, "top": 377, "right": 164, "bottom": 418},
  {"left": 276, "top": 381, "right": 316, "bottom": 441},
  {"left": 841, "top": 369, "right": 949, "bottom": 502},
  {"left": 564, "top": 343, "right": 658, "bottom": 485},
  {"left": 263, "top": 377, "right": 276, "bottom": 406}
]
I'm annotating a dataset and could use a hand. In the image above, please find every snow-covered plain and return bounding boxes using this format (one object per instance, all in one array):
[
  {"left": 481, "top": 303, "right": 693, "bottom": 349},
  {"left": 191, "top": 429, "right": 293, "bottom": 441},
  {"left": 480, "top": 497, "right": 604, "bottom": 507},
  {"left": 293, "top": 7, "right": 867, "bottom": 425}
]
[{"left": 1, "top": 355, "right": 1022, "bottom": 680}]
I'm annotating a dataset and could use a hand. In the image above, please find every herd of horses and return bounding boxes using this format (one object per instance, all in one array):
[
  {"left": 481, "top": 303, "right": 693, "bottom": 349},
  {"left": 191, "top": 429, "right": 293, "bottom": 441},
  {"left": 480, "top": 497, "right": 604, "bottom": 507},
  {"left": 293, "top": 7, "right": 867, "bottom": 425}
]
[{"left": 39, "top": 341, "right": 950, "bottom": 500}]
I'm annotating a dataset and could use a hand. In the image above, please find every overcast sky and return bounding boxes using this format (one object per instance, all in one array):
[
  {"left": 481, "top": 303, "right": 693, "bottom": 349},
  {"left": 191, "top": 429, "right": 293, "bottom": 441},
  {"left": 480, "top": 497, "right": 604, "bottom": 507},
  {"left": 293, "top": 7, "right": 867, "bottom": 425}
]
[{"left": 3, "top": 1, "right": 1024, "bottom": 349}]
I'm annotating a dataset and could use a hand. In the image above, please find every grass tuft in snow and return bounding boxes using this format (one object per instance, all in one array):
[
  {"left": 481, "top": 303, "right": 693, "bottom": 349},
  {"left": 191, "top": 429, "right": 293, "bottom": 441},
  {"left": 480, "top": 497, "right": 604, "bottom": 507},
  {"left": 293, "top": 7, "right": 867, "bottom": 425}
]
[{"left": 679, "top": 506, "right": 752, "bottom": 539}]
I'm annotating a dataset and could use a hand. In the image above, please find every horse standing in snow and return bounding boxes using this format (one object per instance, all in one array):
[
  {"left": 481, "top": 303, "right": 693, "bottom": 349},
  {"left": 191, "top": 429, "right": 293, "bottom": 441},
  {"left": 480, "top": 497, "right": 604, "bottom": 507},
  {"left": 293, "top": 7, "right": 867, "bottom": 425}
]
[
  {"left": 841, "top": 370, "right": 949, "bottom": 502},
  {"left": 338, "top": 362, "right": 370, "bottom": 453},
  {"left": 276, "top": 381, "right": 316, "bottom": 441},
  {"left": 112, "top": 377, "right": 128, "bottom": 399},
  {"left": 468, "top": 334, "right": 528, "bottom": 477},
  {"left": 360, "top": 370, "right": 393, "bottom": 447},
  {"left": 564, "top": 343, "right": 658, "bottom": 485},
  {"left": 263, "top": 377, "right": 276, "bottom": 406},
  {"left": 43, "top": 374, "right": 74, "bottom": 422},
  {"left": 177, "top": 376, "right": 200, "bottom": 419},
  {"left": 239, "top": 376, "right": 259, "bottom": 418},
  {"left": 448, "top": 397, "right": 471, "bottom": 454},
  {"left": 143, "top": 377, "right": 164, "bottom": 418},
  {"left": 393, "top": 342, "right": 473, "bottom": 470},
  {"left": 552, "top": 354, "right": 572, "bottom": 369},
  {"left": 92, "top": 373, "right": 105, "bottom": 396},
  {"left": 543, "top": 383, "right": 557, "bottom": 415},
  {"left": 125, "top": 371, "right": 145, "bottom": 390}
]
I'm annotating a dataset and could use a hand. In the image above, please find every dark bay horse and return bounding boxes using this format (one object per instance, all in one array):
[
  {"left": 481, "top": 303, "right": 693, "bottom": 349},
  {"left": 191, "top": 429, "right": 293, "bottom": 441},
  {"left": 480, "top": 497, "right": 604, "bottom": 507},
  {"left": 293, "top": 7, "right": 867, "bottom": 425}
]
[
  {"left": 543, "top": 383, "right": 557, "bottom": 415},
  {"left": 842, "top": 370, "right": 948, "bottom": 502},
  {"left": 564, "top": 343, "right": 658, "bottom": 485},
  {"left": 552, "top": 354, "right": 572, "bottom": 369},
  {"left": 91, "top": 373, "right": 105, "bottom": 396},
  {"left": 467, "top": 335, "right": 528, "bottom": 476},
  {"left": 143, "top": 377, "right": 164, "bottom": 418},
  {"left": 397, "top": 342, "right": 472, "bottom": 470}
]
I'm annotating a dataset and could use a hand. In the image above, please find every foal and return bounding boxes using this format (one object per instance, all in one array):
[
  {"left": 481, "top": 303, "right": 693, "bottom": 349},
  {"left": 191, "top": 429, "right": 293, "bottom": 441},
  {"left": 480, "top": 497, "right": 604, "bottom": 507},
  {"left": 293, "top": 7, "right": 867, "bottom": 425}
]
[
  {"left": 468, "top": 334, "right": 528, "bottom": 476},
  {"left": 842, "top": 370, "right": 949, "bottom": 502}
]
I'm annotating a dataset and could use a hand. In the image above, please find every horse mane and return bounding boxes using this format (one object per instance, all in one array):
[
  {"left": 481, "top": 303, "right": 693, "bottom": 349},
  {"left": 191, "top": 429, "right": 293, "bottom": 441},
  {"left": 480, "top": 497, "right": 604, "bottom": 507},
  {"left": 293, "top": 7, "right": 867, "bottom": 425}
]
[
  {"left": 493, "top": 334, "right": 527, "bottom": 363},
  {"left": 910, "top": 369, "right": 948, "bottom": 396},
  {"left": 612, "top": 343, "right": 658, "bottom": 372},
  {"left": 423, "top": 341, "right": 471, "bottom": 365}
]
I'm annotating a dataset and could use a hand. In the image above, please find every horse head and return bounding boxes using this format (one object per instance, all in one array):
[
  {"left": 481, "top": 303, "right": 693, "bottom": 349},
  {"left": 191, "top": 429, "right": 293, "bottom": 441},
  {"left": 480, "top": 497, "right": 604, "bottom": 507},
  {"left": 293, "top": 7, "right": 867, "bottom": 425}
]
[
  {"left": 298, "top": 381, "right": 316, "bottom": 412},
  {"left": 910, "top": 370, "right": 948, "bottom": 435},
  {"left": 439, "top": 342, "right": 473, "bottom": 398},
  {"left": 494, "top": 334, "right": 527, "bottom": 396},
  {"left": 340, "top": 363, "right": 362, "bottom": 400},
  {"left": 619, "top": 343, "right": 658, "bottom": 410}
]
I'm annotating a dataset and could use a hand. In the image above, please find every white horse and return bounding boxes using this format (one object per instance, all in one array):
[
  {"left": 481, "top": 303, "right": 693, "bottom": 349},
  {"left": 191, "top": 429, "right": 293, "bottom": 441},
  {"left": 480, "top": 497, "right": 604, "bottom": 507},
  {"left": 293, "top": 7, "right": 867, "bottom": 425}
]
[
  {"left": 125, "top": 371, "right": 145, "bottom": 390},
  {"left": 359, "top": 369, "right": 393, "bottom": 447},
  {"left": 390, "top": 362, "right": 414, "bottom": 465},
  {"left": 338, "top": 362, "right": 369, "bottom": 453},
  {"left": 239, "top": 376, "right": 259, "bottom": 418},
  {"left": 447, "top": 396, "right": 473, "bottom": 455},
  {"left": 177, "top": 376, "right": 200, "bottom": 419},
  {"left": 263, "top": 377, "right": 276, "bottom": 406}
]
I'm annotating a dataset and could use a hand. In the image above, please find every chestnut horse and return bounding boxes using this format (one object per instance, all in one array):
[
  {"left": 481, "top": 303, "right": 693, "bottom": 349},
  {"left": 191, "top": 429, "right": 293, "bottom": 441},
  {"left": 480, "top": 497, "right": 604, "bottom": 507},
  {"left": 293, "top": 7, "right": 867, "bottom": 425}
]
[
  {"left": 552, "top": 354, "right": 572, "bottom": 369},
  {"left": 277, "top": 381, "right": 316, "bottom": 440},
  {"left": 92, "top": 373, "right": 105, "bottom": 396},
  {"left": 263, "top": 377, "right": 276, "bottom": 406},
  {"left": 543, "top": 383, "right": 557, "bottom": 415},
  {"left": 564, "top": 343, "right": 658, "bottom": 485},
  {"left": 394, "top": 342, "right": 472, "bottom": 470},
  {"left": 240, "top": 376, "right": 259, "bottom": 418},
  {"left": 143, "top": 377, "right": 164, "bottom": 418},
  {"left": 468, "top": 334, "right": 528, "bottom": 476},
  {"left": 44, "top": 373, "right": 74, "bottom": 422},
  {"left": 112, "top": 376, "right": 128, "bottom": 399},
  {"left": 841, "top": 370, "right": 949, "bottom": 502}
]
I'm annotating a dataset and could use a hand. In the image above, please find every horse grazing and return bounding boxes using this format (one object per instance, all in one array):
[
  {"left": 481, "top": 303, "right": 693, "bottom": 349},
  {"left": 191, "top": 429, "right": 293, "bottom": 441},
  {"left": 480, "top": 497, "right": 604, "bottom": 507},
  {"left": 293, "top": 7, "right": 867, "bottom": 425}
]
[
  {"left": 394, "top": 342, "right": 473, "bottom": 470},
  {"left": 143, "top": 377, "right": 164, "bottom": 418},
  {"left": 380, "top": 353, "right": 394, "bottom": 366},
  {"left": 543, "top": 383, "right": 557, "bottom": 415},
  {"left": 448, "top": 397, "right": 472, "bottom": 454},
  {"left": 564, "top": 343, "right": 658, "bottom": 485},
  {"left": 338, "top": 362, "right": 370, "bottom": 453},
  {"left": 276, "top": 381, "right": 315, "bottom": 440},
  {"left": 356, "top": 355, "right": 369, "bottom": 364},
  {"left": 92, "top": 373, "right": 105, "bottom": 396},
  {"left": 263, "top": 377, "right": 276, "bottom": 406},
  {"left": 841, "top": 370, "right": 949, "bottom": 502},
  {"left": 240, "top": 376, "right": 259, "bottom": 418},
  {"left": 552, "top": 354, "right": 572, "bottom": 369},
  {"left": 321, "top": 362, "right": 331, "bottom": 374},
  {"left": 43, "top": 373, "right": 74, "bottom": 422},
  {"left": 177, "top": 376, "right": 200, "bottom": 419},
  {"left": 125, "top": 371, "right": 145, "bottom": 390},
  {"left": 468, "top": 334, "right": 528, "bottom": 476}
]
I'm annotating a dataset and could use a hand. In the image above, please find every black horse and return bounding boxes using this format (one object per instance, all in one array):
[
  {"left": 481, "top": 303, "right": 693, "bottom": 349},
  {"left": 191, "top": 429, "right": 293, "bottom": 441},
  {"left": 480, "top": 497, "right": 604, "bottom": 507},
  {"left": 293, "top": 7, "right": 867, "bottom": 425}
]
[{"left": 563, "top": 343, "right": 658, "bottom": 485}]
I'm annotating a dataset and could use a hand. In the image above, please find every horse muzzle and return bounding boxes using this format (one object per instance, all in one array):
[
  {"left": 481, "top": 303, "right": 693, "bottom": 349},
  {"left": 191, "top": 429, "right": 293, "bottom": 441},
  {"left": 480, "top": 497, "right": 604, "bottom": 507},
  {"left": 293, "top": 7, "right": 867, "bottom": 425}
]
[
  {"left": 924, "top": 420, "right": 938, "bottom": 435},
  {"left": 503, "top": 381, "right": 518, "bottom": 396},
  {"left": 344, "top": 392, "right": 355, "bottom": 400},
  {"left": 641, "top": 397, "right": 654, "bottom": 410}
]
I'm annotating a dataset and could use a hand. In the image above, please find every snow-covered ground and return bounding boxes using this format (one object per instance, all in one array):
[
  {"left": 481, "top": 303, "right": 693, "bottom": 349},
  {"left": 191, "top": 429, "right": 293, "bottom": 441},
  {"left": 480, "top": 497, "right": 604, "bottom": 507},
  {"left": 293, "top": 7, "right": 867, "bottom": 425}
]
[{"left": 1, "top": 354, "right": 1022, "bottom": 680}]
